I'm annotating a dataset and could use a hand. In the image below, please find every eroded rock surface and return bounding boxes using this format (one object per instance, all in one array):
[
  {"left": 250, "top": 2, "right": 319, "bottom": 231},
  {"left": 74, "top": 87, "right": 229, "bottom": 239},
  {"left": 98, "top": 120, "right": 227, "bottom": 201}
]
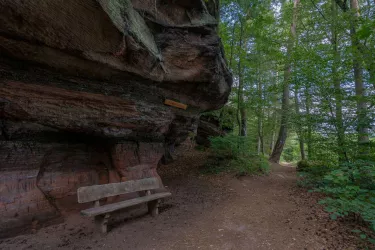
[
  {"left": 0, "top": 0, "right": 231, "bottom": 237},
  {"left": 196, "top": 115, "right": 226, "bottom": 147}
]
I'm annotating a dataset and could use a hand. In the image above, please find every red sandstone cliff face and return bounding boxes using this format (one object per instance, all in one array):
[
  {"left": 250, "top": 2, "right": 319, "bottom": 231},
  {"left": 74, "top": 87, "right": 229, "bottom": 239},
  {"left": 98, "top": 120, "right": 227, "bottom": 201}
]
[{"left": 0, "top": 0, "right": 231, "bottom": 237}]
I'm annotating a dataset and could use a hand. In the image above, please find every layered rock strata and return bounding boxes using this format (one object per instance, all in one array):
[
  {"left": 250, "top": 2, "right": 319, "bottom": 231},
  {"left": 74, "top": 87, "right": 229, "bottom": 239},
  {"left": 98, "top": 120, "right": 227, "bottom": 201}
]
[{"left": 0, "top": 0, "right": 231, "bottom": 236}]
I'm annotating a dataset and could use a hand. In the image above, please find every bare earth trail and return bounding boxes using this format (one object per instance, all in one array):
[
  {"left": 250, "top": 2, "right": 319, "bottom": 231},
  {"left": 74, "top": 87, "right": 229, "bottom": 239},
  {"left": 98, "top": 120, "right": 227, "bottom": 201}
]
[{"left": 0, "top": 151, "right": 363, "bottom": 249}]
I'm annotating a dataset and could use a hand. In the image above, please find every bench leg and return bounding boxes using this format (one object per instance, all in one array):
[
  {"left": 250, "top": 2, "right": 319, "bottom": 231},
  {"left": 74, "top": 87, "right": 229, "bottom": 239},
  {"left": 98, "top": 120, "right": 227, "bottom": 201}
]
[
  {"left": 148, "top": 199, "right": 159, "bottom": 217},
  {"left": 95, "top": 213, "right": 110, "bottom": 233}
]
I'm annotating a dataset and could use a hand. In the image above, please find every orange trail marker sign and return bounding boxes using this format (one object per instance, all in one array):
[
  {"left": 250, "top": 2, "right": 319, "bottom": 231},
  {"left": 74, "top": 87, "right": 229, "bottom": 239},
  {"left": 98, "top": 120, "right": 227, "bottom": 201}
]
[{"left": 164, "top": 99, "right": 188, "bottom": 110}]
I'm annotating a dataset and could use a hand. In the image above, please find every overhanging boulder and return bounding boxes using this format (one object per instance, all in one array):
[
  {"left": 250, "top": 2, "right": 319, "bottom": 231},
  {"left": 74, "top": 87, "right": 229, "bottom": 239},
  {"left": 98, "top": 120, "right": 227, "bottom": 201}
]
[{"left": 0, "top": 0, "right": 231, "bottom": 237}]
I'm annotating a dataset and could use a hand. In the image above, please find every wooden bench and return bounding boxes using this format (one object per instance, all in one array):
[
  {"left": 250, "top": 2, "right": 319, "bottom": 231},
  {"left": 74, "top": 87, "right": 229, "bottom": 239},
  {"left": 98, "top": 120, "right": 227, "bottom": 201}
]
[{"left": 77, "top": 177, "right": 171, "bottom": 233}]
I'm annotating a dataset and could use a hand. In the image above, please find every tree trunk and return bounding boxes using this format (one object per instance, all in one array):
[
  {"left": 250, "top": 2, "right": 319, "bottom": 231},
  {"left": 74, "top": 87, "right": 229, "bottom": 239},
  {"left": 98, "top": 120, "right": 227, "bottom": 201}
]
[
  {"left": 236, "top": 20, "right": 246, "bottom": 136},
  {"left": 349, "top": 0, "right": 370, "bottom": 156},
  {"left": 269, "top": 0, "right": 300, "bottom": 163},
  {"left": 305, "top": 85, "right": 313, "bottom": 159},
  {"left": 294, "top": 85, "right": 306, "bottom": 160},
  {"left": 331, "top": 0, "right": 347, "bottom": 162},
  {"left": 270, "top": 111, "right": 277, "bottom": 155},
  {"left": 257, "top": 115, "right": 263, "bottom": 155},
  {"left": 257, "top": 69, "right": 264, "bottom": 155},
  {"left": 269, "top": 72, "right": 278, "bottom": 155},
  {"left": 240, "top": 107, "right": 247, "bottom": 136},
  {"left": 228, "top": 22, "right": 236, "bottom": 69},
  {"left": 293, "top": 31, "right": 305, "bottom": 161},
  {"left": 334, "top": 0, "right": 370, "bottom": 156}
]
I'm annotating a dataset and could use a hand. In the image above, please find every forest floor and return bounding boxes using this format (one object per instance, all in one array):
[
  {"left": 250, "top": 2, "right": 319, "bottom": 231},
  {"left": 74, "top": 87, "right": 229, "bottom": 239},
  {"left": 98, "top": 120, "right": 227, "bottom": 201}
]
[{"left": 0, "top": 148, "right": 369, "bottom": 249}]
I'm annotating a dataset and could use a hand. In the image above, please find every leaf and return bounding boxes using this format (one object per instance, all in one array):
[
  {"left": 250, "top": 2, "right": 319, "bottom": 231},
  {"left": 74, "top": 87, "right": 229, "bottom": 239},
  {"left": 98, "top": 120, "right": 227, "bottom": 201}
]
[
  {"left": 360, "top": 234, "right": 367, "bottom": 239},
  {"left": 330, "top": 214, "right": 337, "bottom": 220},
  {"left": 369, "top": 238, "right": 375, "bottom": 245},
  {"left": 351, "top": 229, "right": 361, "bottom": 233},
  {"left": 357, "top": 26, "right": 372, "bottom": 40}
]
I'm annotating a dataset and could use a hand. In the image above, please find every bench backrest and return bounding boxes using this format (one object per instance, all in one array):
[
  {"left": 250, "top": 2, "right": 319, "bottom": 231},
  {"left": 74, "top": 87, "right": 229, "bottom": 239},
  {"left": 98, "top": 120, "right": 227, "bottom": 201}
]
[{"left": 77, "top": 177, "right": 161, "bottom": 203}]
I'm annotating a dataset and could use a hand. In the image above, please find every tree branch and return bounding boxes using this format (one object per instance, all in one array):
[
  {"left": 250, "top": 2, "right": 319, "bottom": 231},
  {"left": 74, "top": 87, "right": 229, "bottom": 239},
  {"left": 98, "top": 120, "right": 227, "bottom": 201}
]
[
  {"left": 334, "top": 0, "right": 348, "bottom": 12},
  {"left": 310, "top": 0, "right": 328, "bottom": 21}
]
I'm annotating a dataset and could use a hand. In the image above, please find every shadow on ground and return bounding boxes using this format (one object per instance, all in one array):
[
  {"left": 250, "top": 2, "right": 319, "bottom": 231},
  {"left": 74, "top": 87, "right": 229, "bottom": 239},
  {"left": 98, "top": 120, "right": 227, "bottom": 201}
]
[{"left": 0, "top": 150, "right": 368, "bottom": 249}]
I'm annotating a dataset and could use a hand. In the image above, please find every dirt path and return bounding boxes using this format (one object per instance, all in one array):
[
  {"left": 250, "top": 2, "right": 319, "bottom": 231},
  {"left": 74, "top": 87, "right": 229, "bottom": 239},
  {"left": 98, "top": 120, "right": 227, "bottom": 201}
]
[{"left": 0, "top": 151, "right": 364, "bottom": 249}]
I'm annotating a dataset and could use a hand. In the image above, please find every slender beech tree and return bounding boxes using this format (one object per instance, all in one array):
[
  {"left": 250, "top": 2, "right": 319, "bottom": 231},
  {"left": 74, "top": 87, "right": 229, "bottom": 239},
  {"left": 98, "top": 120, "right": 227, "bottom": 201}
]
[
  {"left": 335, "top": 0, "right": 370, "bottom": 156},
  {"left": 237, "top": 19, "right": 247, "bottom": 136},
  {"left": 294, "top": 83, "right": 306, "bottom": 160},
  {"left": 331, "top": 0, "right": 347, "bottom": 162},
  {"left": 350, "top": 0, "right": 370, "bottom": 155},
  {"left": 270, "top": 0, "right": 300, "bottom": 163},
  {"left": 257, "top": 67, "right": 265, "bottom": 155}
]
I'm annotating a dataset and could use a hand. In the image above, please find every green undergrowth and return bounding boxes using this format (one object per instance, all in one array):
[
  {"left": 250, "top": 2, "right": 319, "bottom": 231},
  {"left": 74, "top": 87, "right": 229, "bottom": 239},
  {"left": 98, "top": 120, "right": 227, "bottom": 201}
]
[
  {"left": 200, "top": 135, "right": 270, "bottom": 176},
  {"left": 297, "top": 159, "right": 375, "bottom": 245}
]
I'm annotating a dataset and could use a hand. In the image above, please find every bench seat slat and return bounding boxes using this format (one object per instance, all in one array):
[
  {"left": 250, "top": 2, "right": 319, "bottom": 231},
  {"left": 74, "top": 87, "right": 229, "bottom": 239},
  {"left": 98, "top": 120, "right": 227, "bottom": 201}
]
[
  {"left": 77, "top": 178, "right": 161, "bottom": 203},
  {"left": 81, "top": 192, "right": 172, "bottom": 217}
]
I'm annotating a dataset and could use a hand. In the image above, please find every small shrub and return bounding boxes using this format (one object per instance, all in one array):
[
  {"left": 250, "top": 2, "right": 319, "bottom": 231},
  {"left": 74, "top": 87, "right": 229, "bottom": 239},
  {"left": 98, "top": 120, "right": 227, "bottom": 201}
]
[
  {"left": 297, "top": 160, "right": 332, "bottom": 187},
  {"left": 283, "top": 147, "right": 295, "bottom": 162},
  {"left": 296, "top": 160, "right": 327, "bottom": 172},
  {"left": 296, "top": 160, "right": 310, "bottom": 172},
  {"left": 302, "top": 159, "right": 375, "bottom": 235},
  {"left": 232, "top": 155, "right": 270, "bottom": 176},
  {"left": 259, "top": 156, "right": 271, "bottom": 174},
  {"left": 210, "top": 135, "right": 254, "bottom": 159},
  {"left": 199, "top": 135, "right": 268, "bottom": 176}
]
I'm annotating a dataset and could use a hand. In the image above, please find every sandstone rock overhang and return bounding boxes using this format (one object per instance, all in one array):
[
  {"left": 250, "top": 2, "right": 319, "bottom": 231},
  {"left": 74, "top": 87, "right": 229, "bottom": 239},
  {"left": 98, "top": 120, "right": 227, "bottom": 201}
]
[{"left": 0, "top": 0, "right": 232, "bottom": 237}]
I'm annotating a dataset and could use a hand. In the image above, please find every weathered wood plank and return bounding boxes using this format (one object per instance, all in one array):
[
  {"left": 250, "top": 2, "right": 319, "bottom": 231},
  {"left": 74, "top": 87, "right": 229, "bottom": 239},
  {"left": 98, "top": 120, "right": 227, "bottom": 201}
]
[
  {"left": 164, "top": 99, "right": 188, "bottom": 110},
  {"left": 77, "top": 178, "right": 161, "bottom": 203},
  {"left": 81, "top": 192, "right": 172, "bottom": 217}
]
